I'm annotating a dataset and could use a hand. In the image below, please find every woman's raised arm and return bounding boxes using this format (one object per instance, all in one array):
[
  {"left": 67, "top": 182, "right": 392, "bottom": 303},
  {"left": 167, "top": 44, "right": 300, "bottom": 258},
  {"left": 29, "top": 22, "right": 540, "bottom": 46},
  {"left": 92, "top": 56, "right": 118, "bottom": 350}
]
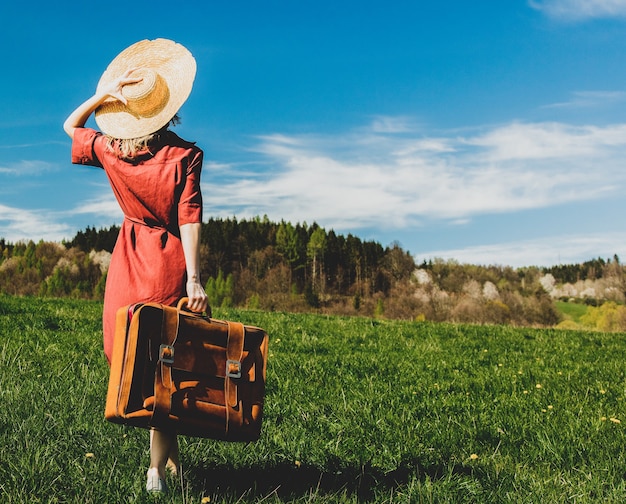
[{"left": 63, "top": 69, "right": 142, "bottom": 139}]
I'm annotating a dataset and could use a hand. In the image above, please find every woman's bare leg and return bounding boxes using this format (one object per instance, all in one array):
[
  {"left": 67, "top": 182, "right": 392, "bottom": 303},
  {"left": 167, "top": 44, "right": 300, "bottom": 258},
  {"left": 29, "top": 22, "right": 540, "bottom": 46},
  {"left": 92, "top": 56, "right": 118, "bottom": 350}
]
[
  {"left": 165, "top": 435, "right": 180, "bottom": 475},
  {"left": 149, "top": 429, "right": 179, "bottom": 477}
]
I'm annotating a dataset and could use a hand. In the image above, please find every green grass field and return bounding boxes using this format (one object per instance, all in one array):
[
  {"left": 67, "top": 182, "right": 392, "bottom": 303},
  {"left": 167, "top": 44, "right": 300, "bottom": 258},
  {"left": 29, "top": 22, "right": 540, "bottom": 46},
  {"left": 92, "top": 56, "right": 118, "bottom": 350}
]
[
  {"left": 555, "top": 301, "right": 589, "bottom": 325},
  {"left": 1, "top": 295, "right": 626, "bottom": 503}
]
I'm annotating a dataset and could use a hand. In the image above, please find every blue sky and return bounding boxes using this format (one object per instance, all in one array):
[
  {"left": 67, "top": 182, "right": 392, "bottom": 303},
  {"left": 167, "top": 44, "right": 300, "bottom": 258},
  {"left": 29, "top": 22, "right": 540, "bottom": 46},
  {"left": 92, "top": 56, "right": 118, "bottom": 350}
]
[{"left": 2, "top": 0, "right": 626, "bottom": 267}]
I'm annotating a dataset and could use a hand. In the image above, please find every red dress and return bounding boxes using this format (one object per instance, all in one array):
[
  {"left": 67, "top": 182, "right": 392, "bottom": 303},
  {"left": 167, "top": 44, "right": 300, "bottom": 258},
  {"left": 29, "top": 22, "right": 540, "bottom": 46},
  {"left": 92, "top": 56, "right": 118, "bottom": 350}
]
[{"left": 71, "top": 127, "right": 203, "bottom": 363}]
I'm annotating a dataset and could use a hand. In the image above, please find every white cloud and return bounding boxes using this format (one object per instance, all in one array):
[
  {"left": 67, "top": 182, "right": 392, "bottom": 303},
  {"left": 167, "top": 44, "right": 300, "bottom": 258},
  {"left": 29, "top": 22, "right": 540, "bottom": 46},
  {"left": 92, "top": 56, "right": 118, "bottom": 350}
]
[
  {"left": 465, "top": 122, "right": 626, "bottom": 160},
  {"left": 202, "top": 119, "right": 626, "bottom": 229},
  {"left": 394, "top": 138, "right": 455, "bottom": 156},
  {"left": 0, "top": 195, "right": 123, "bottom": 243},
  {"left": 543, "top": 91, "right": 626, "bottom": 109},
  {"left": 369, "top": 115, "right": 415, "bottom": 134},
  {"left": 204, "top": 161, "right": 236, "bottom": 173},
  {"left": 530, "top": 0, "right": 626, "bottom": 20},
  {"left": 0, "top": 204, "right": 72, "bottom": 243},
  {"left": 0, "top": 160, "right": 56, "bottom": 176},
  {"left": 71, "top": 194, "right": 122, "bottom": 219},
  {"left": 417, "top": 233, "right": 626, "bottom": 268}
]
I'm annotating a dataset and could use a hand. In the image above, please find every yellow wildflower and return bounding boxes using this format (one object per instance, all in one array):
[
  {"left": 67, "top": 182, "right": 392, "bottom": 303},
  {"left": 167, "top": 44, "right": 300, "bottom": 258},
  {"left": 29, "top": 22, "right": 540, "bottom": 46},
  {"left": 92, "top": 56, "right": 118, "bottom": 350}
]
[
  {"left": 610, "top": 418, "right": 621, "bottom": 424},
  {"left": 469, "top": 453, "right": 479, "bottom": 460}
]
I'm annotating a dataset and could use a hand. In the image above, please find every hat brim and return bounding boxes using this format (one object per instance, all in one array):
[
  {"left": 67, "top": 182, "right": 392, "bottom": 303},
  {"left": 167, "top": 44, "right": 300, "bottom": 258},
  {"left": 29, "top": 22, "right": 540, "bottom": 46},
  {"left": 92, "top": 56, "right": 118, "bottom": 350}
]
[{"left": 95, "top": 39, "right": 196, "bottom": 139}]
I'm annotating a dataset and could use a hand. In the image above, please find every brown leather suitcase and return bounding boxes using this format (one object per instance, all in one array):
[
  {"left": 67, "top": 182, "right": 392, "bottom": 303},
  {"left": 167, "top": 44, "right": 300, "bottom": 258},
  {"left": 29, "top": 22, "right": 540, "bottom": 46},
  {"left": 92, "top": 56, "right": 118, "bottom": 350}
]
[{"left": 105, "top": 298, "right": 268, "bottom": 441}]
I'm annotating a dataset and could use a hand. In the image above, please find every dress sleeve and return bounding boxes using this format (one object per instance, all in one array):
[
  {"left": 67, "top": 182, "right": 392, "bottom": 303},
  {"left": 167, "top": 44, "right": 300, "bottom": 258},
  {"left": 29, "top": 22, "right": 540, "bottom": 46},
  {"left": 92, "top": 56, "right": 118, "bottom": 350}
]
[
  {"left": 71, "top": 128, "right": 106, "bottom": 168},
  {"left": 178, "top": 148, "right": 203, "bottom": 225}
]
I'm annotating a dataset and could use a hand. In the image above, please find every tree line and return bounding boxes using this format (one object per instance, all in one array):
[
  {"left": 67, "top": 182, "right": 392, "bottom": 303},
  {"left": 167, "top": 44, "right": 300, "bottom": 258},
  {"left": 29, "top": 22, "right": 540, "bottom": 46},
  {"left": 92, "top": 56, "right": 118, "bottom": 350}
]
[
  {"left": 1, "top": 218, "right": 624, "bottom": 327},
  {"left": 64, "top": 217, "right": 413, "bottom": 310}
]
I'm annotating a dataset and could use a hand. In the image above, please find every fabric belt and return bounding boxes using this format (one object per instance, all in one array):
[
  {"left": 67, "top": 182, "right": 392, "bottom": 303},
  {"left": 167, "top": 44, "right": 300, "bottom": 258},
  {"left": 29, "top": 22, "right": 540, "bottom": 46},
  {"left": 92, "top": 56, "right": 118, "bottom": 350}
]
[
  {"left": 124, "top": 215, "right": 167, "bottom": 229},
  {"left": 124, "top": 215, "right": 176, "bottom": 249}
]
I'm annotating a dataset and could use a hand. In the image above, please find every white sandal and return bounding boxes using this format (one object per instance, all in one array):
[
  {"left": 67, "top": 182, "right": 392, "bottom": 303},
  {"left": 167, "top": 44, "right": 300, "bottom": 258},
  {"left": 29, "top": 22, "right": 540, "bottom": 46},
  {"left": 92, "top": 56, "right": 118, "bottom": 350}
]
[{"left": 146, "top": 467, "right": 168, "bottom": 494}]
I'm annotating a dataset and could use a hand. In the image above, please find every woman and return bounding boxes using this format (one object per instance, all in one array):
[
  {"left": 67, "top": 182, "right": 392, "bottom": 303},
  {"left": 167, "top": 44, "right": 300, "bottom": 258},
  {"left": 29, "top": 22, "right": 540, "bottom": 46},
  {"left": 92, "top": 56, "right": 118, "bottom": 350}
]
[{"left": 63, "top": 39, "right": 208, "bottom": 494}]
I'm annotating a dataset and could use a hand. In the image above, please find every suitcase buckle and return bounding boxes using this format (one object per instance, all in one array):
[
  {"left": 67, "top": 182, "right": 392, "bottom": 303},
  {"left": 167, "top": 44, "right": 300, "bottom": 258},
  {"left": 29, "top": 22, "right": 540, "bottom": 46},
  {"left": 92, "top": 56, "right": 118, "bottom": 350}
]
[
  {"left": 159, "top": 344, "right": 175, "bottom": 365},
  {"left": 226, "top": 359, "right": 242, "bottom": 379}
]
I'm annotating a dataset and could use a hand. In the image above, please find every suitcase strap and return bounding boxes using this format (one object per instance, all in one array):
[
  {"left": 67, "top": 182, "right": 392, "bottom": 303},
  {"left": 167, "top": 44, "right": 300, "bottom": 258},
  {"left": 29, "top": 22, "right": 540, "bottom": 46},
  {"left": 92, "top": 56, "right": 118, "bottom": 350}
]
[
  {"left": 152, "top": 306, "right": 180, "bottom": 427},
  {"left": 225, "top": 322, "right": 245, "bottom": 407},
  {"left": 225, "top": 321, "right": 245, "bottom": 436},
  {"left": 152, "top": 306, "right": 246, "bottom": 434}
]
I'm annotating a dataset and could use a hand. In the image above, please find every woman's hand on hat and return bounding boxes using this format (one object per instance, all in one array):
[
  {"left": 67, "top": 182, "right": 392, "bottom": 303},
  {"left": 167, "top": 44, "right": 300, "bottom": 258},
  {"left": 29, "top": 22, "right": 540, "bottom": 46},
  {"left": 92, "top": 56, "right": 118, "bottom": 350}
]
[
  {"left": 64, "top": 69, "right": 141, "bottom": 138},
  {"left": 100, "top": 68, "right": 143, "bottom": 105}
]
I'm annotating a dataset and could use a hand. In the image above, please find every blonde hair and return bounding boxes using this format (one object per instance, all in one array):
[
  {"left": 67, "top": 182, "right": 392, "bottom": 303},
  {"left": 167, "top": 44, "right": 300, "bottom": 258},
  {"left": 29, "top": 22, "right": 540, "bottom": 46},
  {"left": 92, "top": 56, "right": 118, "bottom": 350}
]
[{"left": 105, "top": 115, "right": 180, "bottom": 159}]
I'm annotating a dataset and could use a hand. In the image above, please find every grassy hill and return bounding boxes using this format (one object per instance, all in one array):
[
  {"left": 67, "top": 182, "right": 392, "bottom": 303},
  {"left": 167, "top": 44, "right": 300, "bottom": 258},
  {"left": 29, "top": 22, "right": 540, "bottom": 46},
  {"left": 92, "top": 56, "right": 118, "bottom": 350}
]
[
  {"left": 1, "top": 295, "right": 626, "bottom": 503},
  {"left": 555, "top": 300, "right": 589, "bottom": 324}
]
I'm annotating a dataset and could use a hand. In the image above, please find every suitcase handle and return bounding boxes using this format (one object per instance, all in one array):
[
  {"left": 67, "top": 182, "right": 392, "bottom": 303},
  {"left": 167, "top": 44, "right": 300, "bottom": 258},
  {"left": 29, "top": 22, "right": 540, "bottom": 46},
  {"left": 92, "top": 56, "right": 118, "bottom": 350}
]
[{"left": 177, "top": 297, "right": 212, "bottom": 318}]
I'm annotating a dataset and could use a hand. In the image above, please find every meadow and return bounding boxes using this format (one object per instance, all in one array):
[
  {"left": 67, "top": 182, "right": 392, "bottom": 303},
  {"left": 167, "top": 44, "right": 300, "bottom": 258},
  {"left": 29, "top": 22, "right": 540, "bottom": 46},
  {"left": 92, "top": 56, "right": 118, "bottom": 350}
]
[{"left": 1, "top": 295, "right": 626, "bottom": 503}]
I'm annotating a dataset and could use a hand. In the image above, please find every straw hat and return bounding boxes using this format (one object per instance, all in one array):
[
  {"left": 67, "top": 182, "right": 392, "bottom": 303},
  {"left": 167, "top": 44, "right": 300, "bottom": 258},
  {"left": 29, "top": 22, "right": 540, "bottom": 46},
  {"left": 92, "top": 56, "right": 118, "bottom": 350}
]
[{"left": 95, "top": 39, "right": 196, "bottom": 139}]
